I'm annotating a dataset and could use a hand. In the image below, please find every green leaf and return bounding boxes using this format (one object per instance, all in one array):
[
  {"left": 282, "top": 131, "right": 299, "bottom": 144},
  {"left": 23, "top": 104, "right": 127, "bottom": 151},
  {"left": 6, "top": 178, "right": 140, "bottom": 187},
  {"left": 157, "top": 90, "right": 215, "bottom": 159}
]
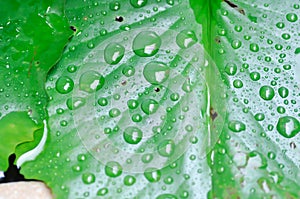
[
  {"left": 0, "top": 0, "right": 72, "bottom": 170},
  {"left": 18, "top": 0, "right": 300, "bottom": 198}
]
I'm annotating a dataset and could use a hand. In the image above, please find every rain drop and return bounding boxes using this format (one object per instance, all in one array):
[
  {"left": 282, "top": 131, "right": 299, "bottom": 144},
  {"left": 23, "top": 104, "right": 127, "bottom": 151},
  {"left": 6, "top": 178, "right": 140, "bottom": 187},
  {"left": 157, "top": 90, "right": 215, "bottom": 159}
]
[
  {"left": 133, "top": 31, "right": 161, "bottom": 57},
  {"left": 176, "top": 30, "right": 198, "bottom": 49},
  {"left": 79, "top": 71, "right": 105, "bottom": 93},
  {"left": 104, "top": 43, "right": 125, "bottom": 65},
  {"left": 123, "top": 126, "right": 143, "bottom": 144},
  {"left": 276, "top": 116, "right": 300, "bottom": 138},
  {"left": 143, "top": 61, "right": 170, "bottom": 85}
]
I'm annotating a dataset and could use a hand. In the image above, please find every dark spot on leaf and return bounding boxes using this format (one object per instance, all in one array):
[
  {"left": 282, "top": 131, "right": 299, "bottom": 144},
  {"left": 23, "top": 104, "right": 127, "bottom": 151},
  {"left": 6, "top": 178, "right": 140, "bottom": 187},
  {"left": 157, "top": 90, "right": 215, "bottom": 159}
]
[
  {"left": 210, "top": 107, "right": 218, "bottom": 121},
  {"left": 70, "top": 26, "right": 77, "bottom": 32},
  {"left": 215, "top": 37, "right": 221, "bottom": 44},
  {"left": 154, "top": 87, "right": 160, "bottom": 92},
  {"left": 224, "top": 0, "right": 238, "bottom": 8},
  {"left": 115, "top": 16, "right": 124, "bottom": 22},
  {"left": 121, "top": 80, "right": 127, "bottom": 85},
  {"left": 290, "top": 142, "right": 296, "bottom": 149},
  {"left": 238, "top": 9, "right": 245, "bottom": 15}
]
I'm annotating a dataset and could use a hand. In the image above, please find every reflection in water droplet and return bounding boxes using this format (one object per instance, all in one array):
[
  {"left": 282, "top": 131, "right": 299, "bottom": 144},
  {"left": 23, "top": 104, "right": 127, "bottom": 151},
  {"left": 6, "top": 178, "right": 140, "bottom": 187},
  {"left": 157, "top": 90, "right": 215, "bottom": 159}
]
[
  {"left": 259, "top": 86, "right": 275, "bottom": 101},
  {"left": 228, "top": 120, "right": 246, "bottom": 132},
  {"left": 176, "top": 30, "right": 198, "bottom": 49},
  {"left": 105, "top": 161, "right": 123, "bottom": 177},
  {"left": 144, "top": 168, "right": 161, "bottom": 182},
  {"left": 79, "top": 71, "right": 105, "bottom": 93},
  {"left": 133, "top": 31, "right": 161, "bottom": 57},
  {"left": 143, "top": 61, "right": 170, "bottom": 85},
  {"left": 55, "top": 76, "right": 74, "bottom": 94},
  {"left": 130, "top": 0, "right": 147, "bottom": 8},
  {"left": 141, "top": 99, "right": 159, "bottom": 115},
  {"left": 123, "top": 126, "right": 143, "bottom": 144},
  {"left": 104, "top": 43, "right": 125, "bottom": 65},
  {"left": 157, "top": 140, "right": 175, "bottom": 157},
  {"left": 276, "top": 116, "right": 300, "bottom": 138}
]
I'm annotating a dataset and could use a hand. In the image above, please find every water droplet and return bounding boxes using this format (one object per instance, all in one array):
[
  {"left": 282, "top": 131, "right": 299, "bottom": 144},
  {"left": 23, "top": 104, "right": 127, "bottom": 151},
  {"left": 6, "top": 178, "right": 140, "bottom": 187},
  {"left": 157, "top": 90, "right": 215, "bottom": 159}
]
[
  {"left": 55, "top": 76, "right": 74, "bottom": 94},
  {"left": 104, "top": 43, "right": 125, "bottom": 65},
  {"left": 141, "top": 99, "right": 159, "bottom": 115},
  {"left": 109, "top": 108, "right": 121, "bottom": 118},
  {"left": 250, "top": 43, "right": 259, "bottom": 52},
  {"left": 132, "top": 113, "right": 142, "bottom": 122},
  {"left": 133, "top": 31, "right": 161, "bottom": 57},
  {"left": 66, "top": 97, "right": 85, "bottom": 110},
  {"left": 170, "top": 93, "right": 180, "bottom": 101},
  {"left": 82, "top": 173, "right": 96, "bottom": 184},
  {"left": 267, "top": 152, "right": 276, "bottom": 160},
  {"left": 276, "top": 22, "right": 285, "bottom": 29},
  {"left": 278, "top": 87, "right": 289, "bottom": 98},
  {"left": 157, "top": 139, "right": 175, "bottom": 157},
  {"left": 225, "top": 63, "right": 237, "bottom": 76},
  {"left": 97, "top": 188, "right": 108, "bottom": 196},
  {"left": 142, "top": 153, "right": 153, "bottom": 163},
  {"left": 294, "top": 47, "right": 300, "bottom": 54},
  {"left": 109, "top": 1, "right": 121, "bottom": 11},
  {"left": 130, "top": 0, "right": 147, "bottom": 8},
  {"left": 282, "top": 33, "right": 291, "bottom": 40},
  {"left": 176, "top": 30, "right": 198, "bottom": 49},
  {"left": 233, "top": 79, "right": 243, "bottom": 88},
  {"left": 105, "top": 161, "right": 123, "bottom": 177},
  {"left": 156, "top": 194, "right": 178, "bottom": 199},
  {"left": 67, "top": 65, "right": 77, "bottom": 73},
  {"left": 143, "top": 61, "right": 170, "bottom": 85},
  {"left": 250, "top": 72, "right": 260, "bottom": 81},
  {"left": 259, "top": 86, "right": 275, "bottom": 101},
  {"left": 127, "top": 99, "right": 139, "bottom": 109},
  {"left": 124, "top": 175, "right": 136, "bottom": 186},
  {"left": 286, "top": 13, "right": 298, "bottom": 22},
  {"left": 254, "top": 113, "right": 265, "bottom": 121},
  {"left": 122, "top": 65, "right": 135, "bottom": 77},
  {"left": 231, "top": 40, "right": 242, "bottom": 49},
  {"left": 276, "top": 116, "right": 300, "bottom": 138},
  {"left": 98, "top": 97, "right": 108, "bottom": 106},
  {"left": 79, "top": 71, "right": 105, "bottom": 93},
  {"left": 144, "top": 168, "right": 161, "bottom": 182},
  {"left": 228, "top": 120, "right": 246, "bottom": 132},
  {"left": 123, "top": 126, "right": 143, "bottom": 144}
]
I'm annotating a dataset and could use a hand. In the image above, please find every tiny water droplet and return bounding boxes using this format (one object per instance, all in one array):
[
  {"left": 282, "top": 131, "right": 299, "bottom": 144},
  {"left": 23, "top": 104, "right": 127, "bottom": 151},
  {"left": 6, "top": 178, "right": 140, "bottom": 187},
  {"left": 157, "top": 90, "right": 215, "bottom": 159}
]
[
  {"left": 109, "top": 1, "right": 121, "bottom": 11},
  {"left": 130, "top": 0, "right": 147, "bottom": 8}
]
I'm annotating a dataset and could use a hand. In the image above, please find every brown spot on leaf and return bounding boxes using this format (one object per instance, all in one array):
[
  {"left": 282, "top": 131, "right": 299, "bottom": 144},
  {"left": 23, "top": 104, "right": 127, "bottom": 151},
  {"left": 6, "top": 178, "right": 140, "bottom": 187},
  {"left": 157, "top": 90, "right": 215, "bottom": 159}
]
[{"left": 210, "top": 107, "right": 218, "bottom": 121}]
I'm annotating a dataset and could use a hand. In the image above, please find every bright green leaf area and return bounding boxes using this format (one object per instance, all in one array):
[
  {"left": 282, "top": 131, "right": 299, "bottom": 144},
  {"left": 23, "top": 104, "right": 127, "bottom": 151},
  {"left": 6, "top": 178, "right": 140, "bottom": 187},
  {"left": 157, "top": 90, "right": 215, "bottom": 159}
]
[
  {"left": 0, "top": 0, "right": 73, "bottom": 171},
  {"left": 0, "top": 0, "right": 298, "bottom": 198}
]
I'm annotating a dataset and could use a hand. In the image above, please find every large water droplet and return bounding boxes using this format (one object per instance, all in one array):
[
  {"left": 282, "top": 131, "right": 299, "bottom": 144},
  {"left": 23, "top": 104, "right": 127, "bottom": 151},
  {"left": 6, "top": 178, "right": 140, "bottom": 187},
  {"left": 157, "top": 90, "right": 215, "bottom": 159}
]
[
  {"left": 259, "top": 86, "right": 275, "bottom": 101},
  {"left": 157, "top": 140, "right": 175, "bottom": 157},
  {"left": 278, "top": 87, "right": 289, "bottom": 98},
  {"left": 55, "top": 76, "right": 74, "bottom": 94},
  {"left": 82, "top": 173, "right": 96, "bottom": 184},
  {"left": 130, "top": 0, "right": 147, "bottom": 8},
  {"left": 228, "top": 120, "right": 246, "bottom": 132},
  {"left": 123, "top": 126, "right": 143, "bottom": 144},
  {"left": 143, "top": 61, "right": 170, "bottom": 85},
  {"left": 286, "top": 13, "right": 298, "bottom": 22},
  {"left": 66, "top": 97, "right": 85, "bottom": 110},
  {"left": 250, "top": 43, "right": 259, "bottom": 52},
  {"left": 141, "top": 99, "right": 159, "bottom": 115},
  {"left": 79, "top": 71, "right": 105, "bottom": 93},
  {"left": 144, "top": 168, "right": 161, "bottom": 182},
  {"left": 231, "top": 40, "right": 242, "bottom": 49},
  {"left": 105, "top": 161, "right": 123, "bottom": 177},
  {"left": 276, "top": 116, "right": 300, "bottom": 138},
  {"left": 133, "top": 31, "right": 161, "bottom": 57},
  {"left": 225, "top": 63, "right": 237, "bottom": 76},
  {"left": 124, "top": 175, "right": 136, "bottom": 186},
  {"left": 176, "top": 30, "right": 198, "bottom": 49},
  {"left": 104, "top": 43, "right": 125, "bottom": 65}
]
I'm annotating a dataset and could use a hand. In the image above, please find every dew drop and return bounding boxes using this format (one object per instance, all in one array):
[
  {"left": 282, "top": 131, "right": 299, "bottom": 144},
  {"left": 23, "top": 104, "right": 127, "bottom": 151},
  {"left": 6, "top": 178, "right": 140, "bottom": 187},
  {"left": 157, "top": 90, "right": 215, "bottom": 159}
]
[
  {"left": 231, "top": 40, "right": 242, "bottom": 49},
  {"left": 250, "top": 43, "right": 259, "bottom": 52},
  {"left": 109, "top": 1, "right": 121, "bottom": 11},
  {"left": 133, "top": 31, "right": 161, "bottom": 57},
  {"left": 104, "top": 43, "right": 125, "bottom": 65},
  {"left": 225, "top": 63, "right": 237, "bottom": 76},
  {"left": 109, "top": 108, "right": 121, "bottom": 118},
  {"left": 105, "top": 161, "right": 123, "bottom": 177},
  {"left": 176, "top": 30, "right": 198, "bottom": 49},
  {"left": 144, "top": 168, "right": 161, "bottom": 182},
  {"left": 276, "top": 116, "right": 300, "bottom": 138},
  {"left": 259, "top": 86, "right": 275, "bottom": 101},
  {"left": 286, "top": 13, "right": 298, "bottom": 22},
  {"left": 127, "top": 99, "right": 139, "bottom": 109},
  {"left": 233, "top": 79, "right": 243, "bottom": 88},
  {"left": 143, "top": 61, "right": 170, "bottom": 85},
  {"left": 250, "top": 72, "right": 260, "bottom": 81},
  {"left": 55, "top": 76, "right": 74, "bottom": 94},
  {"left": 79, "top": 71, "right": 105, "bottom": 93},
  {"left": 141, "top": 99, "right": 159, "bottom": 115},
  {"left": 123, "top": 126, "right": 143, "bottom": 144},
  {"left": 156, "top": 194, "right": 178, "bottom": 199},
  {"left": 124, "top": 175, "right": 136, "bottom": 186},
  {"left": 122, "top": 65, "right": 135, "bottom": 77},
  {"left": 82, "top": 173, "right": 96, "bottom": 184},
  {"left": 228, "top": 120, "right": 246, "bottom": 132},
  {"left": 278, "top": 87, "right": 289, "bottom": 98},
  {"left": 97, "top": 188, "right": 108, "bottom": 196},
  {"left": 157, "top": 139, "right": 175, "bottom": 157},
  {"left": 130, "top": 0, "right": 147, "bottom": 8},
  {"left": 66, "top": 97, "right": 85, "bottom": 110}
]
